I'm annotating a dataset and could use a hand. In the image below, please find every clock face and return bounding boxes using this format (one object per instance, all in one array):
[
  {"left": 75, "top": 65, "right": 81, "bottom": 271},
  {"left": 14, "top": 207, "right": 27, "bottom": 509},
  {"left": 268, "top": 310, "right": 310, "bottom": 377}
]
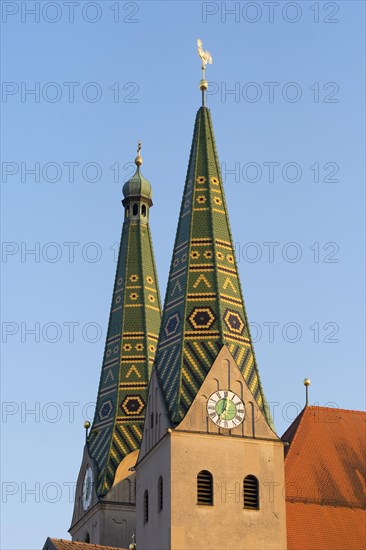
[
  {"left": 207, "top": 390, "right": 245, "bottom": 429},
  {"left": 82, "top": 466, "right": 93, "bottom": 510}
]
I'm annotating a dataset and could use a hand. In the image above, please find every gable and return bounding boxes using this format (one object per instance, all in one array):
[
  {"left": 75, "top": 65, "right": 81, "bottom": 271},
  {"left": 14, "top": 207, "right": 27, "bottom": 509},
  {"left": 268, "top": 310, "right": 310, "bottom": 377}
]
[
  {"left": 138, "top": 369, "right": 172, "bottom": 462},
  {"left": 177, "top": 345, "right": 278, "bottom": 440}
]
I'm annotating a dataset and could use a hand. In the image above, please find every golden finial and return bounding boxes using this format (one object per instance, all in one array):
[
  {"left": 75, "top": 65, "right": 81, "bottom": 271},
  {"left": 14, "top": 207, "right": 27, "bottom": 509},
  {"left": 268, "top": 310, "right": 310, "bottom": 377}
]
[
  {"left": 197, "top": 39, "right": 213, "bottom": 106},
  {"left": 84, "top": 420, "right": 91, "bottom": 444},
  {"left": 135, "top": 141, "right": 143, "bottom": 167}
]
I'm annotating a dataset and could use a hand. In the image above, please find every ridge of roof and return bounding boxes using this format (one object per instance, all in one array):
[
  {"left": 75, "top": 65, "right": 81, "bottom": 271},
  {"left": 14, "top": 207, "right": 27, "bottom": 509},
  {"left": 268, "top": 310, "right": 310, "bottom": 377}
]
[{"left": 305, "top": 405, "right": 365, "bottom": 415}]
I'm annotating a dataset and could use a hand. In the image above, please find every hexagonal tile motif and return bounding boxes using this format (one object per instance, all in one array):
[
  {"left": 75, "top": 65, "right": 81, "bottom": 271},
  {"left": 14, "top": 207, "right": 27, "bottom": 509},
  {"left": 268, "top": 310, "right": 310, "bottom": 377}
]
[
  {"left": 164, "top": 312, "right": 181, "bottom": 337},
  {"left": 121, "top": 395, "right": 145, "bottom": 416},
  {"left": 188, "top": 307, "right": 216, "bottom": 330},
  {"left": 224, "top": 309, "right": 245, "bottom": 335},
  {"left": 99, "top": 399, "right": 113, "bottom": 421}
]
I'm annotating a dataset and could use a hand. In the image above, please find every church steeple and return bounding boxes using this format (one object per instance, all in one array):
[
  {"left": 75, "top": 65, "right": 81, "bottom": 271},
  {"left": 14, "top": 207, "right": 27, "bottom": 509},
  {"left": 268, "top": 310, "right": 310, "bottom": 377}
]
[
  {"left": 135, "top": 46, "right": 285, "bottom": 550},
  {"left": 87, "top": 144, "right": 161, "bottom": 496},
  {"left": 153, "top": 106, "right": 273, "bottom": 428}
]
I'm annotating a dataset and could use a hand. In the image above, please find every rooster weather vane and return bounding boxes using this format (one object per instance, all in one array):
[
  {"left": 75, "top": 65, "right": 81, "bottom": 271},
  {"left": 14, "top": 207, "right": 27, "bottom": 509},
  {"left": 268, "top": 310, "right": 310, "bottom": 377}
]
[{"left": 197, "top": 39, "right": 213, "bottom": 106}]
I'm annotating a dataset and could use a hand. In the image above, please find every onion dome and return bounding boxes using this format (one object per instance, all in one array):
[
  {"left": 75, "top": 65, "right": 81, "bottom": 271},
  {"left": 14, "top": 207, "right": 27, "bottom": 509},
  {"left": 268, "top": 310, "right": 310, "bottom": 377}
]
[{"left": 122, "top": 142, "right": 153, "bottom": 204}]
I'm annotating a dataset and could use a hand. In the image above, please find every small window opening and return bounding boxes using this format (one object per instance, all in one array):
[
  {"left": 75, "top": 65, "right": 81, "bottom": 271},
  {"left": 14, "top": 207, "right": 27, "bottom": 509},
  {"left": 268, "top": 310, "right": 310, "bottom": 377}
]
[
  {"left": 158, "top": 476, "right": 163, "bottom": 512},
  {"left": 143, "top": 490, "right": 149, "bottom": 523},
  {"left": 197, "top": 470, "right": 213, "bottom": 505},
  {"left": 243, "top": 475, "right": 259, "bottom": 509},
  {"left": 133, "top": 203, "right": 138, "bottom": 216},
  {"left": 142, "top": 204, "right": 147, "bottom": 217}
]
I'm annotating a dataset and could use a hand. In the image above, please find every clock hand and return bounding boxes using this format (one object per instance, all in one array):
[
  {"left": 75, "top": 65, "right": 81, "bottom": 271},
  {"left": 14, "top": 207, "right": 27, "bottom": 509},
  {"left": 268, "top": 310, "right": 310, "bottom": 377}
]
[
  {"left": 220, "top": 399, "right": 230, "bottom": 419},
  {"left": 216, "top": 398, "right": 226, "bottom": 419}
]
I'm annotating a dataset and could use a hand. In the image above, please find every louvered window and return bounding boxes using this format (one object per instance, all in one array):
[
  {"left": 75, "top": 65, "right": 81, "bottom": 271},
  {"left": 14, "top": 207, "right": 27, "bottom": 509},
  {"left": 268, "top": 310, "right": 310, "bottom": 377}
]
[
  {"left": 243, "top": 475, "right": 259, "bottom": 509},
  {"left": 143, "top": 490, "right": 149, "bottom": 523},
  {"left": 197, "top": 470, "right": 213, "bottom": 505},
  {"left": 158, "top": 476, "right": 163, "bottom": 512}
]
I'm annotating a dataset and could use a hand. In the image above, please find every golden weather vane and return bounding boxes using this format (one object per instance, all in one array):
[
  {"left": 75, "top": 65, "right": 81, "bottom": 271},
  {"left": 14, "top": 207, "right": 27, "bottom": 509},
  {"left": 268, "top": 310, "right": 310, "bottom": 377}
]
[{"left": 197, "top": 38, "right": 213, "bottom": 106}]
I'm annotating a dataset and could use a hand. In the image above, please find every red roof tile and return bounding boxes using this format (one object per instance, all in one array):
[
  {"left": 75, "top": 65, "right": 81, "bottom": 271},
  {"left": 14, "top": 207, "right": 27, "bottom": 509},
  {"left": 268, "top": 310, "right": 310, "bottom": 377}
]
[
  {"left": 283, "top": 406, "right": 366, "bottom": 507},
  {"left": 286, "top": 502, "right": 365, "bottom": 550},
  {"left": 43, "top": 538, "right": 127, "bottom": 550},
  {"left": 283, "top": 406, "right": 366, "bottom": 550}
]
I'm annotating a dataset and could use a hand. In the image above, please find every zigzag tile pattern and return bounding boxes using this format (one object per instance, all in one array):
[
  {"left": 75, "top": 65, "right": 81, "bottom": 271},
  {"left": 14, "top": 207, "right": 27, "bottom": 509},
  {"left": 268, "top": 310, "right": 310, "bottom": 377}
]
[
  {"left": 154, "top": 107, "right": 273, "bottom": 427},
  {"left": 88, "top": 220, "right": 161, "bottom": 495}
]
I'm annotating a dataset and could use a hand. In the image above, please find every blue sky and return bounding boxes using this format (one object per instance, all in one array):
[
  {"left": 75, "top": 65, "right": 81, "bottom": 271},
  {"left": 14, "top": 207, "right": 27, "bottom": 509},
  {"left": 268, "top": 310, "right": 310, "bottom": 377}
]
[{"left": 1, "top": 1, "right": 365, "bottom": 548}]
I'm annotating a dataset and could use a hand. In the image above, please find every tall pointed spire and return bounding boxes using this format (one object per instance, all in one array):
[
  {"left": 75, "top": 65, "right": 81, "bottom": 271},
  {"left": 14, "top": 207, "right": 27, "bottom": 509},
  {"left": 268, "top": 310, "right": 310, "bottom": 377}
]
[
  {"left": 154, "top": 107, "right": 273, "bottom": 428},
  {"left": 88, "top": 145, "right": 161, "bottom": 495}
]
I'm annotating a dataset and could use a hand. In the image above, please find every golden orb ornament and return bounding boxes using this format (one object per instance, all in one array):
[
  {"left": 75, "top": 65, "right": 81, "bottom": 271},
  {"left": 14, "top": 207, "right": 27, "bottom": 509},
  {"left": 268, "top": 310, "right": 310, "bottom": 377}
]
[{"left": 135, "top": 141, "right": 143, "bottom": 166}]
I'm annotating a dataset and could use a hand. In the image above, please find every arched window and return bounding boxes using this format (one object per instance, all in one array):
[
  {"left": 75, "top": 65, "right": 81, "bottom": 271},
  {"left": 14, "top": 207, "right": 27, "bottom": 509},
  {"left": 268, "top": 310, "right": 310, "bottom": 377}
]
[
  {"left": 133, "top": 203, "right": 138, "bottom": 216},
  {"left": 143, "top": 490, "right": 149, "bottom": 523},
  {"left": 142, "top": 204, "right": 147, "bottom": 217},
  {"left": 197, "top": 470, "right": 213, "bottom": 505},
  {"left": 243, "top": 475, "right": 259, "bottom": 509},
  {"left": 158, "top": 476, "right": 163, "bottom": 512},
  {"left": 84, "top": 532, "right": 90, "bottom": 543}
]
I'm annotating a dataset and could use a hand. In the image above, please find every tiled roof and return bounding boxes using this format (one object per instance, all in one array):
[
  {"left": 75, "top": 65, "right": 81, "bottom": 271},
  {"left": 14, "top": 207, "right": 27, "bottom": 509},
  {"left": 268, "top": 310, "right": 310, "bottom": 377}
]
[
  {"left": 283, "top": 406, "right": 366, "bottom": 507},
  {"left": 283, "top": 406, "right": 366, "bottom": 549},
  {"left": 87, "top": 165, "right": 162, "bottom": 496},
  {"left": 154, "top": 106, "right": 273, "bottom": 428},
  {"left": 286, "top": 502, "right": 365, "bottom": 550},
  {"left": 43, "top": 538, "right": 126, "bottom": 550}
]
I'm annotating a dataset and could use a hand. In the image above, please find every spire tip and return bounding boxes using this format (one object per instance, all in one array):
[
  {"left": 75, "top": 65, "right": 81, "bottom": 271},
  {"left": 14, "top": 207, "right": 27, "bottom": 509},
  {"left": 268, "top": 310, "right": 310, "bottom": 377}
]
[
  {"left": 197, "top": 38, "right": 213, "bottom": 106},
  {"left": 135, "top": 141, "right": 143, "bottom": 166},
  {"left": 303, "top": 378, "right": 311, "bottom": 406}
]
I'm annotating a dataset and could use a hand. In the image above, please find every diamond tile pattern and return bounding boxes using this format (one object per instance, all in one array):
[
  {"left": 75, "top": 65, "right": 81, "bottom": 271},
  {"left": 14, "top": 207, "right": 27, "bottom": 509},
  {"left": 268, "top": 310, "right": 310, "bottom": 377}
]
[
  {"left": 154, "top": 107, "right": 273, "bottom": 426},
  {"left": 88, "top": 202, "right": 161, "bottom": 496}
]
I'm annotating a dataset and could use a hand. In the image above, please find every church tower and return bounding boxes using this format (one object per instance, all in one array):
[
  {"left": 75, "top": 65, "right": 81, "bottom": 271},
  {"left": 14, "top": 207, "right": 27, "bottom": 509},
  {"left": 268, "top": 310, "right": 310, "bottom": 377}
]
[
  {"left": 69, "top": 145, "right": 161, "bottom": 548},
  {"left": 135, "top": 43, "right": 287, "bottom": 550}
]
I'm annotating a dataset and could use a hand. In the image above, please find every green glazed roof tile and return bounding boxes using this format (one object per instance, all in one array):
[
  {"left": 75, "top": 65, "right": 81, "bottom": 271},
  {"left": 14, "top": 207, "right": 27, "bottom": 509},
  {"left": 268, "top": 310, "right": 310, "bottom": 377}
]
[
  {"left": 154, "top": 106, "right": 273, "bottom": 429},
  {"left": 88, "top": 183, "right": 161, "bottom": 496},
  {"left": 122, "top": 167, "right": 152, "bottom": 201}
]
